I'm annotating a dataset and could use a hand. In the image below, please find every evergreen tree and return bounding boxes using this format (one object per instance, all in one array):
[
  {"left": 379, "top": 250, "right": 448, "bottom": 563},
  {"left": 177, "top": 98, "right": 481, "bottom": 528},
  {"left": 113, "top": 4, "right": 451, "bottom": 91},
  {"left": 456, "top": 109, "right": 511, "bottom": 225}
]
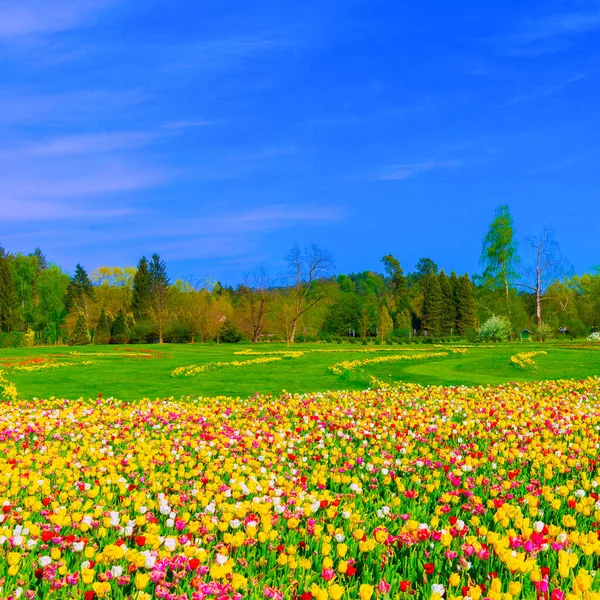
[
  {"left": 395, "top": 308, "right": 412, "bottom": 335},
  {"left": 65, "top": 264, "right": 96, "bottom": 315},
  {"left": 456, "top": 274, "right": 478, "bottom": 334},
  {"left": 149, "top": 254, "right": 171, "bottom": 344},
  {"left": 381, "top": 254, "right": 408, "bottom": 310},
  {"left": 110, "top": 309, "right": 129, "bottom": 344},
  {"left": 415, "top": 258, "right": 439, "bottom": 278},
  {"left": 33, "top": 248, "right": 48, "bottom": 271},
  {"left": 0, "top": 254, "right": 18, "bottom": 332},
  {"left": 69, "top": 313, "right": 91, "bottom": 346},
  {"left": 379, "top": 305, "right": 394, "bottom": 341},
  {"left": 131, "top": 256, "right": 152, "bottom": 320},
  {"left": 422, "top": 273, "right": 443, "bottom": 335},
  {"left": 95, "top": 308, "right": 111, "bottom": 344},
  {"left": 439, "top": 271, "right": 456, "bottom": 334}
]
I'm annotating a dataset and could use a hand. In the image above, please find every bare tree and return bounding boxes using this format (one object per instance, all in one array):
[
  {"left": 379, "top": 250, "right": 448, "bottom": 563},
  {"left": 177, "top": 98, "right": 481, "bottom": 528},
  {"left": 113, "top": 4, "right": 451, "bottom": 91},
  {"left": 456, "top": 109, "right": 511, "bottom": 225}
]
[
  {"left": 240, "top": 264, "right": 272, "bottom": 343},
  {"left": 517, "top": 227, "right": 569, "bottom": 328},
  {"left": 285, "top": 244, "right": 335, "bottom": 344}
]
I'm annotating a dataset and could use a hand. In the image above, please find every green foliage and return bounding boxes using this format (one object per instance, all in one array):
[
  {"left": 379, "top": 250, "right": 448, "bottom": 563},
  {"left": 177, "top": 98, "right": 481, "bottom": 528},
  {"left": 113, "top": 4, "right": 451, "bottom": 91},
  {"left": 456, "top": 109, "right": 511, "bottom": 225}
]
[
  {"left": 379, "top": 305, "right": 393, "bottom": 341},
  {"left": 439, "top": 271, "right": 456, "bottom": 333},
  {"left": 415, "top": 258, "right": 439, "bottom": 279},
  {"left": 0, "top": 254, "right": 18, "bottom": 333},
  {"left": 456, "top": 274, "right": 478, "bottom": 334},
  {"left": 69, "top": 313, "right": 91, "bottom": 346},
  {"left": 480, "top": 205, "right": 518, "bottom": 291},
  {"left": 478, "top": 315, "right": 512, "bottom": 342},
  {"left": 422, "top": 273, "right": 443, "bottom": 335},
  {"left": 95, "top": 308, "right": 111, "bottom": 345},
  {"left": 131, "top": 257, "right": 152, "bottom": 320},
  {"left": 0, "top": 332, "right": 29, "bottom": 348},
  {"left": 65, "top": 264, "right": 96, "bottom": 314},
  {"left": 395, "top": 308, "right": 412, "bottom": 332},
  {"left": 220, "top": 321, "right": 243, "bottom": 343},
  {"left": 110, "top": 310, "right": 130, "bottom": 344},
  {"left": 320, "top": 293, "right": 361, "bottom": 336},
  {"left": 535, "top": 322, "right": 554, "bottom": 342}
]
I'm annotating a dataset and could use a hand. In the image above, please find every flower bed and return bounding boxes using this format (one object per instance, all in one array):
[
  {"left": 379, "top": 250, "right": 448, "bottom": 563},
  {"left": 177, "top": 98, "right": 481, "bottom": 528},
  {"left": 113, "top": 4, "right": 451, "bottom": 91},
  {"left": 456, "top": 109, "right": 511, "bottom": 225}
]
[
  {"left": 509, "top": 351, "right": 547, "bottom": 370},
  {"left": 3, "top": 378, "right": 600, "bottom": 599},
  {"left": 328, "top": 352, "right": 451, "bottom": 375}
]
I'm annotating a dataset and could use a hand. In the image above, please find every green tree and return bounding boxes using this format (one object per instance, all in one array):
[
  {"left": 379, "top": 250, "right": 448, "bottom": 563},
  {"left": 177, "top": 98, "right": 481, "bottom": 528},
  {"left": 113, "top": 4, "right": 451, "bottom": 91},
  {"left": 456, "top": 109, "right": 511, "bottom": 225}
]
[
  {"left": 480, "top": 205, "right": 518, "bottom": 324},
  {"left": 65, "top": 264, "right": 96, "bottom": 315},
  {"left": 33, "top": 265, "right": 69, "bottom": 344},
  {"left": 381, "top": 254, "right": 408, "bottom": 310},
  {"left": 9, "top": 253, "right": 38, "bottom": 327},
  {"left": 415, "top": 258, "right": 439, "bottom": 278},
  {"left": 422, "top": 273, "right": 443, "bottom": 335},
  {"left": 379, "top": 305, "right": 394, "bottom": 341},
  {"left": 439, "top": 271, "right": 456, "bottom": 334},
  {"left": 395, "top": 308, "right": 412, "bottom": 336},
  {"left": 0, "top": 253, "right": 18, "bottom": 332},
  {"left": 69, "top": 313, "right": 91, "bottom": 346},
  {"left": 148, "top": 254, "right": 171, "bottom": 344},
  {"left": 33, "top": 247, "right": 48, "bottom": 271},
  {"left": 110, "top": 309, "right": 129, "bottom": 344},
  {"left": 131, "top": 257, "right": 152, "bottom": 321},
  {"left": 456, "top": 274, "right": 478, "bottom": 334},
  {"left": 95, "top": 308, "right": 111, "bottom": 344}
]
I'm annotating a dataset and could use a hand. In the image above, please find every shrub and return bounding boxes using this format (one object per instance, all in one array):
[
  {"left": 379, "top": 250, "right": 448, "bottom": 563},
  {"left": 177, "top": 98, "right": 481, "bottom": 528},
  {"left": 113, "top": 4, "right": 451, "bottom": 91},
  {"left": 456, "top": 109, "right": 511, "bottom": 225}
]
[
  {"left": 220, "top": 322, "right": 243, "bottom": 343},
  {"left": 95, "top": 308, "right": 111, "bottom": 345},
  {"left": 535, "top": 322, "right": 554, "bottom": 342},
  {"left": 69, "top": 313, "right": 91, "bottom": 346},
  {"left": 478, "top": 315, "right": 512, "bottom": 342},
  {"left": 110, "top": 310, "right": 130, "bottom": 344},
  {"left": 129, "top": 321, "right": 155, "bottom": 344},
  {"left": 0, "top": 332, "right": 27, "bottom": 348},
  {"left": 465, "top": 328, "right": 479, "bottom": 344}
]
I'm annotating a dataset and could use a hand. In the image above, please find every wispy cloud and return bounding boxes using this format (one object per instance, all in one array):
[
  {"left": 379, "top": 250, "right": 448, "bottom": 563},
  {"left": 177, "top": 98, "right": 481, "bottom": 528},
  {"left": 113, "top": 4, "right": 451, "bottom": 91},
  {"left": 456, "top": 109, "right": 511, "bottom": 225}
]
[
  {"left": 499, "top": 9, "right": 600, "bottom": 56},
  {"left": 1, "top": 121, "right": 211, "bottom": 157},
  {"left": 1, "top": 198, "right": 133, "bottom": 221},
  {"left": 376, "top": 160, "right": 459, "bottom": 181},
  {"left": 0, "top": 89, "right": 147, "bottom": 125},
  {"left": 509, "top": 72, "right": 594, "bottom": 104},
  {"left": 0, "top": 0, "right": 115, "bottom": 39}
]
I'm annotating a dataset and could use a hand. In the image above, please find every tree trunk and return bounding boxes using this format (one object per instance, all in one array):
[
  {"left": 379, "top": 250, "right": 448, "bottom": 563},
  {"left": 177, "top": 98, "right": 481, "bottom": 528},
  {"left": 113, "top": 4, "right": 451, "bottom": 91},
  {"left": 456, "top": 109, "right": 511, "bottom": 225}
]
[{"left": 289, "top": 318, "right": 298, "bottom": 344}]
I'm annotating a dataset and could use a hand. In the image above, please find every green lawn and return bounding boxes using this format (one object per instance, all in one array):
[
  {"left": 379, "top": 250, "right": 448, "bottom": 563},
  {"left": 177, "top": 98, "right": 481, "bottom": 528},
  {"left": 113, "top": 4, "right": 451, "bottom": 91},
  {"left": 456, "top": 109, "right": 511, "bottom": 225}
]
[{"left": 1, "top": 342, "right": 599, "bottom": 400}]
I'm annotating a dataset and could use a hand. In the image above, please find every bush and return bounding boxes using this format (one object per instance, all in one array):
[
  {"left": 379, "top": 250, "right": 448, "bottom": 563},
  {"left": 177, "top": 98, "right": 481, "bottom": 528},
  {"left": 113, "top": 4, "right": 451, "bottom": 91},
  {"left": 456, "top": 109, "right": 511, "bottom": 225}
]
[
  {"left": 164, "top": 320, "right": 190, "bottom": 343},
  {"left": 465, "top": 328, "right": 479, "bottom": 344},
  {"left": 535, "top": 322, "right": 554, "bottom": 342},
  {"left": 0, "top": 332, "right": 27, "bottom": 348},
  {"left": 69, "top": 313, "right": 91, "bottom": 346},
  {"left": 220, "top": 322, "right": 243, "bottom": 343},
  {"left": 129, "top": 321, "right": 156, "bottom": 344},
  {"left": 95, "top": 308, "right": 111, "bottom": 345},
  {"left": 478, "top": 315, "right": 512, "bottom": 342},
  {"left": 110, "top": 310, "right": 130, "bottom": 344}
]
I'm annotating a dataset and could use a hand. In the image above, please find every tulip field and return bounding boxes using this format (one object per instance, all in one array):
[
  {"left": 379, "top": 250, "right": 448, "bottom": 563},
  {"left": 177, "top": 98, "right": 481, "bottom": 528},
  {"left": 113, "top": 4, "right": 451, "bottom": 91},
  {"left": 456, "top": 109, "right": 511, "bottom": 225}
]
[{"left": 1, "top": 344, "right": 600, "bottom": 599}]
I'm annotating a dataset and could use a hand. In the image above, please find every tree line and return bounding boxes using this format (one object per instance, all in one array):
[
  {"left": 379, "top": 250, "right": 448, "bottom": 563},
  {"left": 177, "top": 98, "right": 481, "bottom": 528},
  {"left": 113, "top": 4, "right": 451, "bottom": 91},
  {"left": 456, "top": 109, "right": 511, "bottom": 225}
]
[{"left": 0, "top": 205, "right": 597, "bottom": 346}]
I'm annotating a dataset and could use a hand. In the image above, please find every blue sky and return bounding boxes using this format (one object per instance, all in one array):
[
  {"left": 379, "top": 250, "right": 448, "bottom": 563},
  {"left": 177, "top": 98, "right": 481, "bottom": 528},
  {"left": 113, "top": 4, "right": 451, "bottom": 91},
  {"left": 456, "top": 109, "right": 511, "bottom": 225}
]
[{"left": 1, "top": 0, "right": 599, "bottom": 283}]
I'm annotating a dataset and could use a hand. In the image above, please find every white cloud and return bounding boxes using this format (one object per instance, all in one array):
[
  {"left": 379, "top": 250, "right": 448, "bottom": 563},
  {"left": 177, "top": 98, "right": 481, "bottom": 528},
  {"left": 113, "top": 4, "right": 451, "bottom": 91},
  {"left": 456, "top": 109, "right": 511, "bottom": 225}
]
[
  {"left": 376, "top": 160, "right": 459, "bottom": 181},
  {"left": 0, "top": 0, "right": 115, "bottom": 38}
]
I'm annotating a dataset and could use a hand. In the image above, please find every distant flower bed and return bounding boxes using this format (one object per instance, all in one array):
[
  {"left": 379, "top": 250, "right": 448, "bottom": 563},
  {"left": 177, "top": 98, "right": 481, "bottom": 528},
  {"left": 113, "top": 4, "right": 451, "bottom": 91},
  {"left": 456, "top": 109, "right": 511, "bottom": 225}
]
[
  {"left": 171, "top": 356, "right": 293, "bottom": 378},
  {"left": 0, "top": 369, "right": 18, "bottom": 401},
  {"left": 509, "top": 350, "right": 547, "bottom": 370},
  {"left": 329, "top": 351, "right": 451, "bottom": 375}
]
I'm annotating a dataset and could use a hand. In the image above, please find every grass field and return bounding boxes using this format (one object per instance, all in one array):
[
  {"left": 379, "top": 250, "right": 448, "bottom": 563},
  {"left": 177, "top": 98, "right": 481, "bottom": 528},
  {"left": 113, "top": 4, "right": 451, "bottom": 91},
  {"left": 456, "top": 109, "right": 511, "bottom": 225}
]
[{"left": 1, "top": 341, "right": 599, "bottom": 400}]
